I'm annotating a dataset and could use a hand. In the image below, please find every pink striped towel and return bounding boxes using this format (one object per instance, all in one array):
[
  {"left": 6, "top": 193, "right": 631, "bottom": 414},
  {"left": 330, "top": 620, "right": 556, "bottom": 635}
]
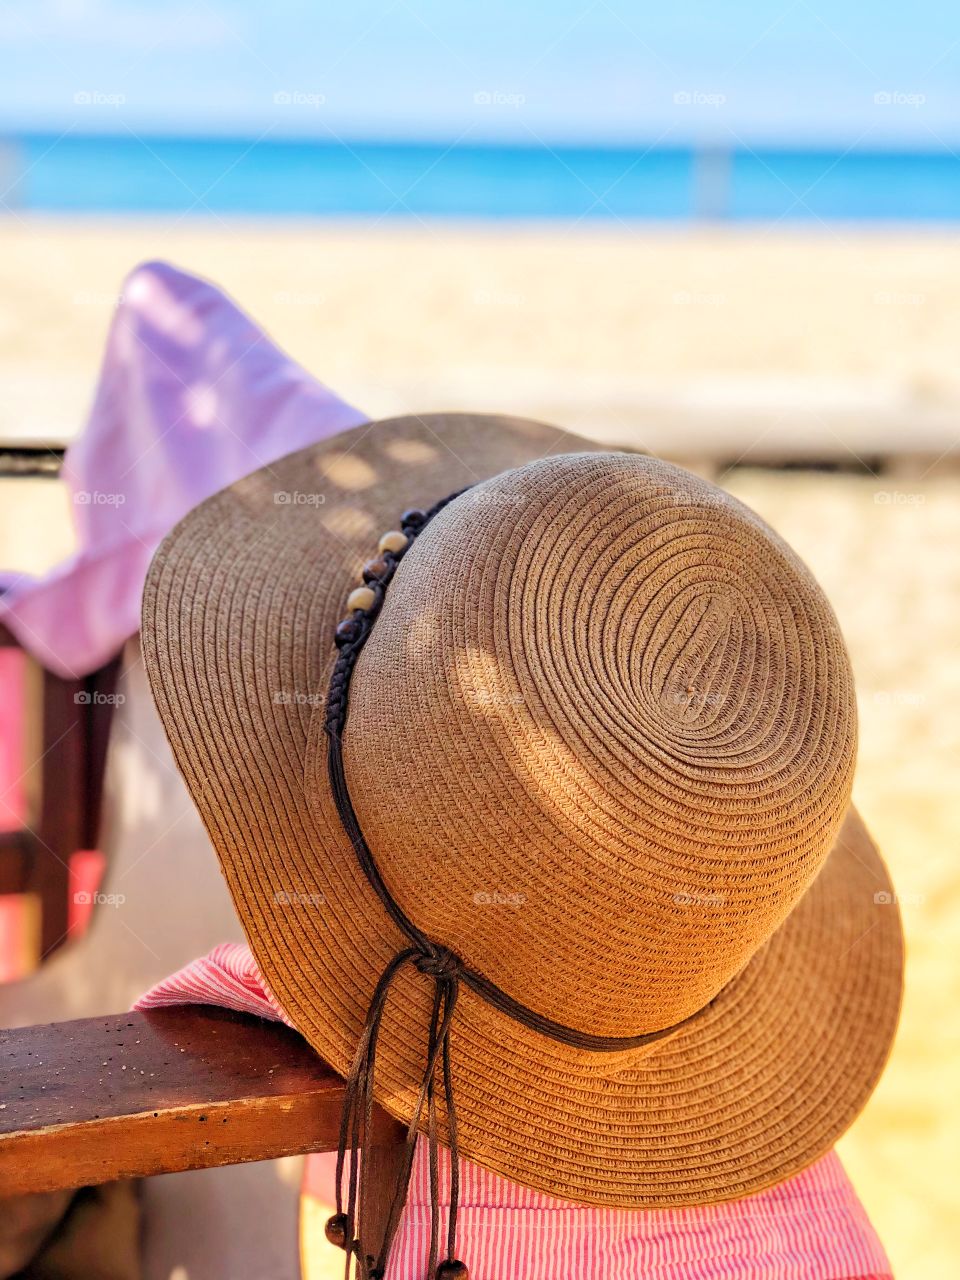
[{"left": 137, "top": 944, "right": 893, "bottom": 1280}]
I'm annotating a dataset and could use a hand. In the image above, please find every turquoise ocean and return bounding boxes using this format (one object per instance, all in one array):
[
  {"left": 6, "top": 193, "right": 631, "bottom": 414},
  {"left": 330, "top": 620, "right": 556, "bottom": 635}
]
[{"left": 3, "top": 134, "right": 958, "bottom": 219}]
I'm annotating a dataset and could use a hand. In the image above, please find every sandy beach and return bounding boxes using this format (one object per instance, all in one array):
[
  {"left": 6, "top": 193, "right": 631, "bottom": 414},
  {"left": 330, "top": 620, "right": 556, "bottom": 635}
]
[
  {"left": 1, "top": 219, "right": 957, "bottom": 1279},
  {"left": 2, "top": 219, "right": 960, "bottom": 461}
]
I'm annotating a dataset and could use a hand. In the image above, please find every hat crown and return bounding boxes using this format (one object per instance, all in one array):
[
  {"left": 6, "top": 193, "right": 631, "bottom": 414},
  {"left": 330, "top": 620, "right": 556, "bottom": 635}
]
[{"left": 344, "top": 452, "right": 856, "bottom": 1037}]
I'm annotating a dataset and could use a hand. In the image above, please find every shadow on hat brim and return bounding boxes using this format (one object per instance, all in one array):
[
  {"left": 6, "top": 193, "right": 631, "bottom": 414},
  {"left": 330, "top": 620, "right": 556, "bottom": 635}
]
[{"left": 142, "top": 412, "right": 903, "bottom": 1207}]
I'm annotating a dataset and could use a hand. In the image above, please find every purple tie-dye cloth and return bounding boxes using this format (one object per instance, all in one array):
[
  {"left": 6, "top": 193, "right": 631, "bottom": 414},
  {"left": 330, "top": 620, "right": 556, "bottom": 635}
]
[{"left": 0, "top": 261, "right": 365, "bottom": 677}]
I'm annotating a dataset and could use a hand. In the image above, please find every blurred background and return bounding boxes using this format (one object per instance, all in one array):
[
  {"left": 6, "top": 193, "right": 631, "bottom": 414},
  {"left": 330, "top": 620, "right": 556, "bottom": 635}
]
[{"left": 0, "top": 3, "right": 957, "bottom": 1278}]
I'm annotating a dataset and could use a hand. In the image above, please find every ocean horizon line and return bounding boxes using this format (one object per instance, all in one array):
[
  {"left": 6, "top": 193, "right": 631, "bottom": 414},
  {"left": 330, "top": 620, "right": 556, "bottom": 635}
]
[
  {"left": 1, "top": 133, "right": 958, "bottom": 220},
  {"left": 4, "top": 130, "right": 960, "bottom": 159}
]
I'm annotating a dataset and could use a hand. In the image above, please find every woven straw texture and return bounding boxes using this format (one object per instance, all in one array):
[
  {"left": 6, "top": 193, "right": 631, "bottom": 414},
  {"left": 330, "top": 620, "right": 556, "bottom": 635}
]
[{"left": 141, "top": 412, "right": 902, "bottom": 1207}]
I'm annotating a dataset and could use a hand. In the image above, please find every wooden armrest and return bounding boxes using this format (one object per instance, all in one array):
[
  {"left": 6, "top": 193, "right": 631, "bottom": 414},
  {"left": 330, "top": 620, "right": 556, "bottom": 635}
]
[{"left": 0, "top": 1005, "right": 400, "bottom": 1197}]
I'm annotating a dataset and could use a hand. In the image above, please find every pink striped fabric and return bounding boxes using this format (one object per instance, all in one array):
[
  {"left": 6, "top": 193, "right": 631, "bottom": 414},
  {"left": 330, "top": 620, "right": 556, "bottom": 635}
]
[{"left": 136, "top": 944, "right": 893, "bottom": 1280}]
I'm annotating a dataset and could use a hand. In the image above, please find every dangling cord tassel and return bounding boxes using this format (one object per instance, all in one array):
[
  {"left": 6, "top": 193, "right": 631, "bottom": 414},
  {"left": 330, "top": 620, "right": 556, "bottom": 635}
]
[
  {"left": 327, "top": 947, "right": 416, "bottom": 1278},
  {"left": 439, "top": 1000, "right": 463, "bottom": 1279},
  {"left": 425, "top": 983, "right": 444, "bottom": 1277},
  {"left": 326, "top": 946, "right": 469, "bottom": 1280},
  {"left": 423, "top": 974, "right": 461, "bottom": 1278}
]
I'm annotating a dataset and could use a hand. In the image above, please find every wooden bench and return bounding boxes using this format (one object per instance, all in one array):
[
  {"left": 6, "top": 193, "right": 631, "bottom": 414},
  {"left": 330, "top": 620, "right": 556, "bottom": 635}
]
[{"left": 0, "top": 1005, "right": 401, "bottom": 1198}]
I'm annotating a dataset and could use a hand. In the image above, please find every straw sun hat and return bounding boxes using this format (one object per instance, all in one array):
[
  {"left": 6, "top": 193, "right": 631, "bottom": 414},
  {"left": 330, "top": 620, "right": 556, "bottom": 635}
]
[{"left": 142, "top": 413, "right": 901, "bottom": 1260}]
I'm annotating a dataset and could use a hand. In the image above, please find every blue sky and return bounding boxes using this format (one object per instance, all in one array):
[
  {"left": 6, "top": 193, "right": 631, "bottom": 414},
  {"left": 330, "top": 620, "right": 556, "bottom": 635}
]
[{"left": 1, "top": 0, "right": 959, "bottom": 146}]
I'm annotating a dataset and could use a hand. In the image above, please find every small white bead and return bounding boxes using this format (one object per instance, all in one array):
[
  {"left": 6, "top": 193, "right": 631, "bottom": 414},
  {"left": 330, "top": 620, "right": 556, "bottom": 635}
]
[
  {"left": 378, "top": 530, "right": 408, "bottom": 554},
  {"left": 347, "top": 585, "right": 376, "bottom": 612}
]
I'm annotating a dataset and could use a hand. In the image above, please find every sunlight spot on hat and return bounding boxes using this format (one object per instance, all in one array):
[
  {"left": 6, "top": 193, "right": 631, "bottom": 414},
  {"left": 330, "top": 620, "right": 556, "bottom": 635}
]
[
  {"left": 406, "top": 608, "right": 444, "bottom": 651},
  {"left": 383, "top": 437, "right": 438, "bottom": 465},
  {"left": 319, "top": 452, "right": 377, "bottom": 491},
  {"left": 456, "top": 645, "right": 525, "bottom": 721},
  {"left": 168, "top": 1267, "right": 189, "bottom": 1280},
  {"left": 321, "top": 504, "right": 375, "bottom": 540}
]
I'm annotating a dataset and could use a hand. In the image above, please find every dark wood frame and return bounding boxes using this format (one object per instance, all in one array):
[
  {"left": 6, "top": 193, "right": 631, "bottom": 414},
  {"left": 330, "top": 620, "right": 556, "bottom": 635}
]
[{"left": 0, "top": 620, "right": 120, "bottom": 958}]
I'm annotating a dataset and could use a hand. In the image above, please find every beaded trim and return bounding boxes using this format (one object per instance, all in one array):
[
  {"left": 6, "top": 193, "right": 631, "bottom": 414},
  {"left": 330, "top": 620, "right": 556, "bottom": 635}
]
[{"left": 326, "top": 492, "right": 466, "bottom": 741}]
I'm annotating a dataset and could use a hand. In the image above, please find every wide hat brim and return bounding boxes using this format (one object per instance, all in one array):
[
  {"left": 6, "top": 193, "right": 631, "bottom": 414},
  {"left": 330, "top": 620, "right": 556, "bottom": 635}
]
[{"left": 142, "top": 412, "right": 903, "bottom": 1208}]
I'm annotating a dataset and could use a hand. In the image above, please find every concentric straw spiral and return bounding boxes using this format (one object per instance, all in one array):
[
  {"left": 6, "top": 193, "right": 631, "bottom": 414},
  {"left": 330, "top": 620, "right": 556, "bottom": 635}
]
[{"left": 344, "top": 453, "right": 857, "bottom": 1039}]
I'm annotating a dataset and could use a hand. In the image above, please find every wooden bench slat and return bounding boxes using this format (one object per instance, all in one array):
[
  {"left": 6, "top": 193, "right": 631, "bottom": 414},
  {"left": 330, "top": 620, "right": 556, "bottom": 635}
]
[{"left": 0, "top": 1005, "right": 395, "bottom": 1196}]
